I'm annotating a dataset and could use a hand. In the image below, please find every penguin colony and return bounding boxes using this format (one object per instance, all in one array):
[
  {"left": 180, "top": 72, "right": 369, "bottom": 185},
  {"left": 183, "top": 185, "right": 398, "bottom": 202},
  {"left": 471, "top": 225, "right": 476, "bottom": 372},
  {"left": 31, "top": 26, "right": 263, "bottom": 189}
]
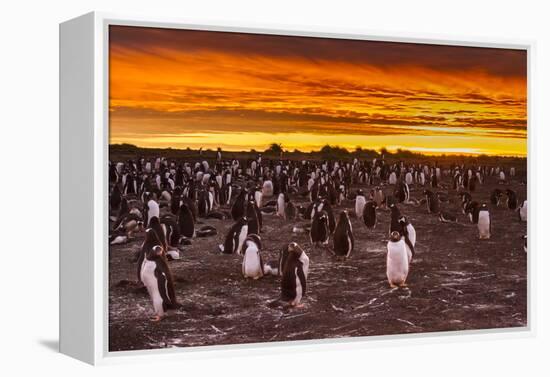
[{"left": 109, "top": 152, "right": 527, "bottom": 325}]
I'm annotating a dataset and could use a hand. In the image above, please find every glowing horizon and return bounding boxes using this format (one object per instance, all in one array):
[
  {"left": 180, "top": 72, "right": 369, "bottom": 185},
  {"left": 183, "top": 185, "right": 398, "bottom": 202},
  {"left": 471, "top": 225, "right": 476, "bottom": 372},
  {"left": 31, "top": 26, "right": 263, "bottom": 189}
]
[{"left": 109, "top": 26, "right": 527, "bottom": 157}]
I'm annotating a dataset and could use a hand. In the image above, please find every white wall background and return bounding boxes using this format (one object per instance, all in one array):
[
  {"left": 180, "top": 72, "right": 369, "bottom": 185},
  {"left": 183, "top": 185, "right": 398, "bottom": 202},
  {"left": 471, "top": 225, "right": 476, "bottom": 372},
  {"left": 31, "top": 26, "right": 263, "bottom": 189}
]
[{"left": 0, "top": 0, "right": 548, "bottom": 374}]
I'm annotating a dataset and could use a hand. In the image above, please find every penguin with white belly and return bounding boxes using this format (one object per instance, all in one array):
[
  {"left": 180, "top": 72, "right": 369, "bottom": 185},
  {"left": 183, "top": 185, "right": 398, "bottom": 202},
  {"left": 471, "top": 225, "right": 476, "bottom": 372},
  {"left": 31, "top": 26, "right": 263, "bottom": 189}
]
[
  {"left": 333, "top": 211, "right": 354, "bottom": 258},
  {"left": 276, "top": 192, "right": 286, "bottom": 218},
  {"left": 477, "top": 203, "right": 491, "bottom": 239},
  {"left": 398, "top": 216, "right": 416, "bottom": 261},
  {"left": 518, "top": 200, "right": 527, "bottom": 222},
  {"left": 355, "top": 189, "right": 367, "bottom": 218},
  {"left": 219, "top": 217, "right": 249, "bottom": 254},
  {"left": 280, "top": 242, "right": 308, "bottom": 308},
  {"left": 310, "top": 210, "right": 330, "bottom": 247},
  {"left": 278, "top": 242, "right": 310, "bottom": 278},
  {"left": 138, "top": 229, "right": 179, "bottom": 321},
  {"left": 386, "top": 231, "right": 410, "bottom": 288},
  {"left": 242, "top": 234, "right": 265, "bottom": 279}
]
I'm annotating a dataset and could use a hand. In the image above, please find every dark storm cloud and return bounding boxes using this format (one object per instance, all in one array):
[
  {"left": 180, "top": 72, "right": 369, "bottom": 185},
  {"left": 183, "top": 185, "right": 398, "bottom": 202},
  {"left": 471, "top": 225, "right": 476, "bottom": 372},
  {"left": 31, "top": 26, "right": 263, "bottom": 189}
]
[{"left": 110, "top": 25, "right": 527, "bottom": 77}]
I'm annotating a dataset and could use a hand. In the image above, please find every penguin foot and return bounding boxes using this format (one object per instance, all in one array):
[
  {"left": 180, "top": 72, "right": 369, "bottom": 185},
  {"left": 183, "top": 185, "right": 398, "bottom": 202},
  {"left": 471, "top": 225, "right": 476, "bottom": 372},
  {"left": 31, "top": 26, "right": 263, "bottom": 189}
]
[{"left": 150, "top": 315, "right": 163, "bottom": 322}]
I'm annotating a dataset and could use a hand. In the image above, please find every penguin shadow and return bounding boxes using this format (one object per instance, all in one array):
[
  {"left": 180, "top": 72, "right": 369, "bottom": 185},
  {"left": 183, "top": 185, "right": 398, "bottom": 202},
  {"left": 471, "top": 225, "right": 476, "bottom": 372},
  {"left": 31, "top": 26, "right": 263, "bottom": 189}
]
[{"left": 37, "top": 339, "right": 59, "bottom": 353}]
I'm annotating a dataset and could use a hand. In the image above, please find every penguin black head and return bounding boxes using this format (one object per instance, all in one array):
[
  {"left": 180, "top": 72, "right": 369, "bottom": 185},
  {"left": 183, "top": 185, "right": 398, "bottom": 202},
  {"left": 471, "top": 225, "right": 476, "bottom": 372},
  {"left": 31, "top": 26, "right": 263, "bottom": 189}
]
[
  {"left": 146, "top": 245, "right": 164, "bottom": 259},
  {"left": 288, "top": 242, "right": 304, "bottom": 256},
  {"left": 246, "top": 234, "right": 262, "bottom": 249},
  {"left": 339, "top": 210, "right": 349, "bottom": 222},
  {"left": 357, "top": 189, "right": 364, "bottom": 196},
  {"left": 398, "top": 216, "right": 408, "bottom": 225},
  {"left": 390, "top": 231, "right": 401, "bottom": 242}
]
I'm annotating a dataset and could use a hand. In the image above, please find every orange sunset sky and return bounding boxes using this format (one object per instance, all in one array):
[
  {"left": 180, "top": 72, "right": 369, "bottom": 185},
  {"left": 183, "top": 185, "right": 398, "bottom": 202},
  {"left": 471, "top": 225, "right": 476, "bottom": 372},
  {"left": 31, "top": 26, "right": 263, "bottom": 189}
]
[{"left": 109, "top": 26, "right": 527, "bottom": 156}]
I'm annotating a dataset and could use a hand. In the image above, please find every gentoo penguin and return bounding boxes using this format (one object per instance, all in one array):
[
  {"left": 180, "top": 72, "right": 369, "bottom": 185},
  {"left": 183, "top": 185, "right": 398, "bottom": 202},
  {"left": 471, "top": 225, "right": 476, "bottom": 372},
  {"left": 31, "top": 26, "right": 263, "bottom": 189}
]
[
  {"left": 278, "top": 242, "right": 310, "bottom": 278},
  {"left": 388, "top": 171, "right": 397, "bottom": 185},
  {"left": 231, "top": 188, "right": 247, "bottom": 220},
  {"left": 355, "top": 189, "right": 367, "bottom": 218},
  {"left": 394, "top": 181, "right": 410, "bottom": 203},
  {"left": 148, "top": 216, "right": 168, "bottom": 253},
  {"left": 371, "top": 186, "right": 386, "bottom": 208},
  {"left": 423, "top": 189, "right": 439, "bottom": 214},
  {"left": 110, "top": 184, "right": 122, "bottom": 211},
  {"left": 438, "top": 212, "right": 458, "bottom": 223},
  {"left": 197, "top": 188, "right": 213, "bottom": 217},
  {"left": 518, "top": 200, "right": 527, "bottom": 222},
  {"left": 490, "top": 189, "right": 502, "bottom": 205},
  {"left": 506, "top": 189, "right": 518, "bottom": 210},
  {"left": 363, "top": 201, "right": 377, "bottom": 229},
  {"left": 310, "top": 210, "right": 330, "bottom": 246},
  {"left": 431, "top": 171, "right": 438, "bottom": 188},
  {"left": 477, "top": 203, "right": 491, "bottom": 239},
  {"left": 280, "top": 242, "right": 308, "bottom": 308},
  {"left": 398, "top": 216, "right": 416, "bottom": 261},
  {"left": 262, "top": 179, "right": 274, "bottom": 197},
  {"left": 146, "top": 197, "right": 160, "bottom": 227},
  {"left": 242, "top": 234, "right": 264, "bottom": 279},
  {"left": 246, "top": 200, "right": 261, "bottom": 235},
  {"left": 219, "top": 217, "right": 249, "bottom": 254},
  {"left": 139, "top": 229, "right": 178, "bottom": 321},
  {"left": 405, "top": 171, "right": 413, "bottom": 186},
  {"left": 386, "top": 231, "right": 410, "bottom": 288},
  {"left": 276, "top": 193, "right": 285, "bottom": 217},
  {"left": 333, "top": 211, "right": 354, "bottom": 258},
  {"left": 466, "top": 201, "right": 481, "bottom": 224},
  {"left": 283, "top": 193, "right": 297, "bottom": 220},
  {"left": 178, "top": 203, "right": 195, "bottom": 238},
  {"left": 389, "top": 203, "right": 402, "bottom": 236}
]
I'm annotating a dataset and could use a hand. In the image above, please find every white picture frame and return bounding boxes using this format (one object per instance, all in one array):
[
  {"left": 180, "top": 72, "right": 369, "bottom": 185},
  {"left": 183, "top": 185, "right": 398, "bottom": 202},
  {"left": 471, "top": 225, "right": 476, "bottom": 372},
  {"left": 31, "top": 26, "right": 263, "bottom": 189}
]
[{"left": 59, "top": 11, "right": 534, "bottom": 365}]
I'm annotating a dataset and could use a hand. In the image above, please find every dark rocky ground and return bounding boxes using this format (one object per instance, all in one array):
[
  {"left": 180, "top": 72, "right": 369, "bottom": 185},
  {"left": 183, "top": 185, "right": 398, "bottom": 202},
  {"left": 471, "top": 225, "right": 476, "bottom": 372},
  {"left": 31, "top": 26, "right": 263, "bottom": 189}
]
[{"left": 108, "top": 167, "right": 527, "bottom": 352}]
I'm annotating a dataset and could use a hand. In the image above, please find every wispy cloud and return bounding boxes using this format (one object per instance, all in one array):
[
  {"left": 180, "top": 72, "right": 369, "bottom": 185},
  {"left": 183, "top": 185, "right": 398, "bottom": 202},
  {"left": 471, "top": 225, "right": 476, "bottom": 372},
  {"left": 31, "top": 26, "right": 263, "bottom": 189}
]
[{"left": 109, "top": 26, "right": 527, "bottom": 156}]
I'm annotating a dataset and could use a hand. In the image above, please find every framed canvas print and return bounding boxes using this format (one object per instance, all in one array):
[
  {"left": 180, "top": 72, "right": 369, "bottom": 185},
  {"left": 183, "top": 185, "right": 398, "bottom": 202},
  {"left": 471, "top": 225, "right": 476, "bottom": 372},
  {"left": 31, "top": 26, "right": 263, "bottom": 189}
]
[{"left": 60, "top": 12, "right": 532, "bottom": 365}]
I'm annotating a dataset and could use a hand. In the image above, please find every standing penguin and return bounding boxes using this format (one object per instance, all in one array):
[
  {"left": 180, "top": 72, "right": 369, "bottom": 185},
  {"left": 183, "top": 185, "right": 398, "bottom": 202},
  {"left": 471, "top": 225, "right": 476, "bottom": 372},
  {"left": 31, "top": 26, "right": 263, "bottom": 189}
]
[
  {"left": 139, "top": 229, "right": 178, "bottom": 321},
  {"left": 518, "top": 200, "right": 527, "bottom": 222},
  {"left": 355, "top": 189, "right": 367, "bottom": 218},
  {"left": 276, "top": 192, "right": 285, "bottom": 218},
  {"left": 110, "top": 184, "right": 122, "bottom": 212},
  {"left": 231, "top": 188, "right": 247, "bottom": 220},
  {"left": 424, "top": 190, "right": 439, "bottom": 214},
  {"left": 333, "top": 211, "right": 354, "bottom": 258},
  {"left": 219, "top": 217, "right": 249, "bottom": 254},
  {"left": 242, "top": 234, "right": 265, "bottom": 279},
  {"left": 363, "top": 200, "right": 377, "bottom": 229},
  {"left": 477, "top": 203, "right": 491, "bottom": 239},
  {"left": 280, "top": 242, "right": 308, "bottom": 308},
  {"left": 490, "top": 189, "right": 502, "bottom": 205},
  {"left": 278, "top": 242, "right": 310, "bottom": 278},
  {"left": 246, "top": 200, "right": 261, "bottom": 235},
  {"left": 506, "top": 189, "right": 518, "bottom": 210},
  {"left": 371, "top": 186, "right": 386, "bottom": 208},
  {"left": 389, "top": 203, "right": 402, "bottom": 236},
  {"left": 146, "top": 196, "right": 160, "bottom": 227},
  {"left": 310, "top": 210, "right": 330, "bottom": 246},
  {"left": 178, "top": 202, "right": 195, "bottom": 239},
  {"left": 466, "top": 201, "right": 481, "bottom": 224},
  {"left": 386, "top": 231, "right": 410, "bottom": 288},
  {"left": 399, "top": 216, "right": 416, "bottom": 261}
]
